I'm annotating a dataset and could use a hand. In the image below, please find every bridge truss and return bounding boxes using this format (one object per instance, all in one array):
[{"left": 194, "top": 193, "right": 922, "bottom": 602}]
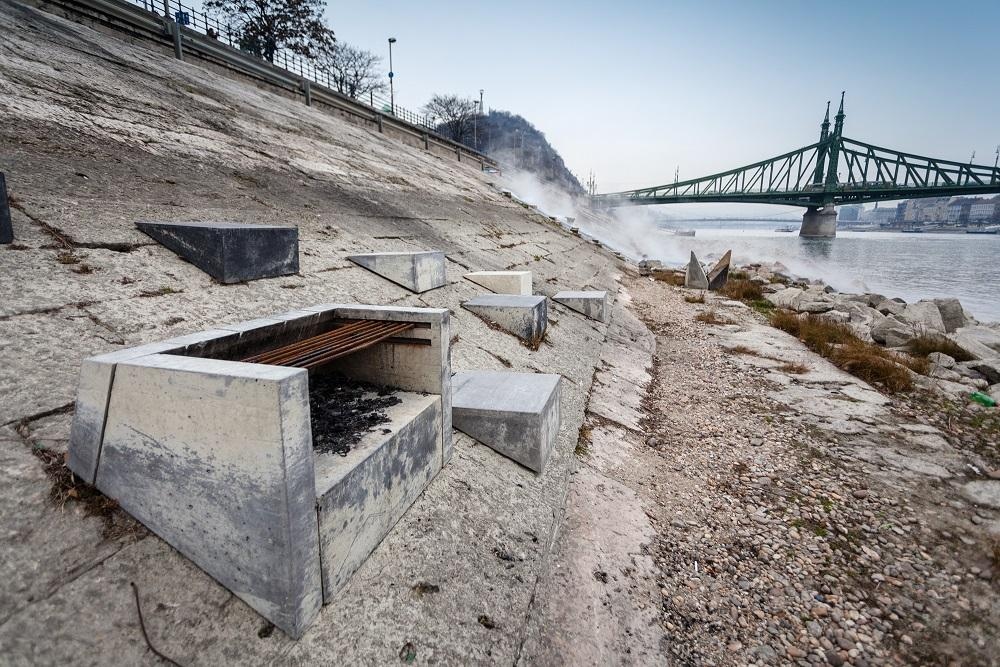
[{"left": 593, "top": 96, "right": 1000, "bottom": 209}]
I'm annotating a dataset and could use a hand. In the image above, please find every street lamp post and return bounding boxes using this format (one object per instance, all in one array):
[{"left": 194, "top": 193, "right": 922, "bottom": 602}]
[{"left": 387, "top": 37, "right": 396, "bottom": 115}]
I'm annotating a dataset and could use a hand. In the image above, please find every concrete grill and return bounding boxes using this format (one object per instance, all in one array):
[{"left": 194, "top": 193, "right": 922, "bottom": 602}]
[{"left": 67, "top": 304, "right": 452, "bottom": 638}]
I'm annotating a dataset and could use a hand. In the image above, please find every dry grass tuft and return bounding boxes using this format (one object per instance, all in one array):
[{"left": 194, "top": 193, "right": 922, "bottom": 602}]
[
  {"left": 684, "top": 293, "right": 705, "bottom": 304},
  {"left": 32, "top": 447, "right": 146, "bottom": 541},
  {"left": 778, "top": 362, "right": 809, "bottom": 374},
  {"left": 720, "top": 279, "right": 763, "bottom": 302},
  {"left": 771, "top": 310, "right": 921, "bottom": 392},
  {"left": 575, "top": 424, "right": 592, "bottom": 456},
  {"left": 695, "top": 310, "right": 730, "bottom": 325},
  {"left": 906, "top": 334, "right": 975, "bottom": 362},
  {"left": 653, "top": 270, "right": 686, "bottom": 286},
  {"left": 725, "top": 345, "right": 755, "bottom": 355}
]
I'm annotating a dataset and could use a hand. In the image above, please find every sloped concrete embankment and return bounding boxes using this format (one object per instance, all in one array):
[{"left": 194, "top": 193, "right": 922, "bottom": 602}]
[
  {"left": 518, "top": 288, "right": 668, "bottom": 664},
  {"left": 0, "top": 1, "right": 630, "bottom": 662}
]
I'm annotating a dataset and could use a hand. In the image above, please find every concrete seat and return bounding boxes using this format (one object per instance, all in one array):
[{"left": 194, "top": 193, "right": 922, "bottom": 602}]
[
  {"left": 462, "top": 294, "right": 547, "bottom": 345},
  {"left": 452, "top": 371, "right": 561, "bottom": 473},
  {"left": 464, "top": 270, "right": 532, "bottom": 295},
  {"left": 136, "top": 221, "right": 299, "bottom": 283},
  {"left": 68, "top": 305, "right": 452, "bottom": 639},
  {"left": 347, "top": 251, "right": 446, "bottom": 293},
  {"left": 553, "top": 290, "right": 609, "bottom": 323}
]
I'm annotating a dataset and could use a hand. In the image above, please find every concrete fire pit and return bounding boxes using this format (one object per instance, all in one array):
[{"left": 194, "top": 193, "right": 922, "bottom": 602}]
[{"left": 67, "top": 304, "right": 452, "bottom": 638}]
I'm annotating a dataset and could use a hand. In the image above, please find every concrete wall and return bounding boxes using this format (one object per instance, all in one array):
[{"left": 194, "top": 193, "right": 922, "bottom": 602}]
[{"left": 18, "top": 0, "right": 492, "bottom": 173}]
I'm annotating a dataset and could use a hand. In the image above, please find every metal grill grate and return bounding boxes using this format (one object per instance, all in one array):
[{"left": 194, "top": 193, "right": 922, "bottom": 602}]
[{"left": 242, "top": 319, "right": 415, "bottom": 369}]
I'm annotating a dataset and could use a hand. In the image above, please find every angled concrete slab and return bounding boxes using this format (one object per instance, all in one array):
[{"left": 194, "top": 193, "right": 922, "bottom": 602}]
[
  {"left": 96, "top": 354, "right": 322, "bottom": 638},
  {"left": 347, "top": 251, "right": 446, "bottom": 293},
  {"left": 452, "top": 371, "right": 561, "bottom": 472},
  {"left": 0, "top": 172, "right": 11, "bottom": 244},
  {"left": 685, "top": 251, "right": 708, "bottom": 290},
  {"left": 553, "top": 290, "right": 609, "bottom": 323},
  {"left": 136, "top": 221, "right": 299, "bottom": 284},
  {"left": 707, "top": 250, "right": 731, "bottom": 291},
  {"left": 463, "top": 294, "right": 547, "bottom": 345},
  {"left": 464, "top": 270, "right": 532, "bottom": 295}
]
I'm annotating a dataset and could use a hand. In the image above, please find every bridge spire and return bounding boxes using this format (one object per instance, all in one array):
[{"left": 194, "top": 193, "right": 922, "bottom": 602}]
[
  {"left": 824, "top": 92, "right": 846, "bottom": 189},
  {"left": 833, "top": 91, "right": 846, "bottom": 136},
  {"left": 813, "top": 101, "right": 832, "bottom": 184}
]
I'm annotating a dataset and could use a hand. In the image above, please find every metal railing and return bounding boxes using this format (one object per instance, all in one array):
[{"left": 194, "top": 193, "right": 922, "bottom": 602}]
[{"left": 134, "top": 0, "right": 437, "bottom": 130}]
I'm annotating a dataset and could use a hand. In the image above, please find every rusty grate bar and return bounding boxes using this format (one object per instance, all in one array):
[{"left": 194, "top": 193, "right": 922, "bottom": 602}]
[{"left": 242, "top": 319, "right": 416, "bottom": 369}]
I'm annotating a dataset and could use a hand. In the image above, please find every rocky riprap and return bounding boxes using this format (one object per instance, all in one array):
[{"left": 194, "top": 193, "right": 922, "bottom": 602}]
[
  {"left": 619, "top": 269, "right": 999, "bottom": 666},
  {"left": 741, "top": 263, "right": 1000, "bottom": 405}
]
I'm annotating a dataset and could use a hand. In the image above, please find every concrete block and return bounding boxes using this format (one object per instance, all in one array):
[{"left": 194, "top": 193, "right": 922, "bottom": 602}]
[
  {"left": 553, "top": 290, "right": 609, "bottom": 323},
  {"left": 685, "top": 251, "right": 708, "bottom": 289},
  {"left": 451, "top": 371, "right": 561, "bottom": 473},
  {"left": 463, "top": 294, "right": 547, "bottom": 345},
  {"left": 347, "top": 251, "right": 446, "bottom": 293},
  {"left": 95, "top": 354, "right": 322, "bottom": 638},
  {"left": 136, "top": 221, "right": 299, "bottom": 284},
  {"left": 315, "top": 393, "right": 442, "bottom": 598},
  {"left": 464, "top": 270, "right": 532, "bottom": 295},
  {"left": 0, "top": 172, "right": 12, "bottom": 244},
  {"left": 706, "top": 250, "right": 731, "bottom": 291}
]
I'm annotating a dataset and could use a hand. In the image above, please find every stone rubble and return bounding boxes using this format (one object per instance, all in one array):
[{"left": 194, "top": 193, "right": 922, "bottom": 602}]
[{"left": 618, "top": 269, "right": 1000, "bottom": 666}]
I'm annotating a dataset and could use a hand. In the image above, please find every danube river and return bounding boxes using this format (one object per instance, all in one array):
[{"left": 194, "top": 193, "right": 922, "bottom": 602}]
[{"left": 655, "top": 226, "right": 1000, "bottom": 323}]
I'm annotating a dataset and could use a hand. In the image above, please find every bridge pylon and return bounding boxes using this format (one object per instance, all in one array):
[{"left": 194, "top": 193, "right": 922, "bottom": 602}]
[{"left": 800, "top": 205, "right": 838, "bottom": 238}]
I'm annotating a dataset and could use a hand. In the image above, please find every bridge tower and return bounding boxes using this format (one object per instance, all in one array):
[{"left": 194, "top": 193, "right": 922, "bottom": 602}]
[{"left": 800, "top": 93, "right": 844, "bottom": 238}]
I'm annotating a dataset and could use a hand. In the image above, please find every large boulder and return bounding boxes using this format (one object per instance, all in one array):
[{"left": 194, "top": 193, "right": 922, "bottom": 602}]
[
  {"left": 933, "top": 298, "right": 969, "bottom": 333},
  {"left": 900, "top": 300, "right": 946, "bottom": 335},
  {"left": 871, "top": 316, "right": 914, "bottom": 348},
  {"left": 928, "top": 352, "right": 956, "bottom": 368},
  {"left": 875, "top": 298, "right": 906, "bottom": 317},
  {"left": 948, "top": 327, "right": 1000, "bottom": 361},
  {"left": 765, "top": 287, "right": 804, "bottom": 309},
  {"left": 968, "top": 359, "right": 1000, "bottom": 384},
  {"left": 797, "top": 296, "right": 835, "bottom": 314}
]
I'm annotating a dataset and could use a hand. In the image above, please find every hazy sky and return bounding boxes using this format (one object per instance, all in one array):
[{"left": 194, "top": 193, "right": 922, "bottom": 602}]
[{"left": 327, "top": 1, "right": 1000, "bottom": 199}]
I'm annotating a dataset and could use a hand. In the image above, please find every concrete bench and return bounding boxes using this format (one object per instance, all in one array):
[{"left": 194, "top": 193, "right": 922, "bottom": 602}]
[
  {"left": 136, "top": 221, "right": 299, "bottom": 283},
  {"left": 553, "top": 290, "right": 609, "bottom": 323},
  {"left": 347, "top": 251, "right": 446, "bottom": 293},
  {"left": 452, "top": 371, "right": 561, "bottom": 473},
  {"left": 462, "top": 294, "right": 547, "bottom": 345},
  {"left": 464, "top": 270, "right": 532, "bottom": 295},
  {"left": 68, "top": 304, "right": 452, "bottom": 639}
]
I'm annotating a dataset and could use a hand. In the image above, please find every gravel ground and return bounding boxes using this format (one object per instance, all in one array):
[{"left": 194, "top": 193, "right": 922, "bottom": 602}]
[{"left": 614, "top": 272, "right": 999, "bottom": 666}]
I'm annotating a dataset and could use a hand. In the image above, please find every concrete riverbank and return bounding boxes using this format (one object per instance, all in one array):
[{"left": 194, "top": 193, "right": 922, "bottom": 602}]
[{"left": 2, "top": 1, "right": 999, "bottom": 664}]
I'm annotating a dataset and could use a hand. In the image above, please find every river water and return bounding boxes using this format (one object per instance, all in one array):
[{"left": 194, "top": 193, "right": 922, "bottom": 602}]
[{"left": 647, "top": 226, "right": 1000, "bottom": 323}]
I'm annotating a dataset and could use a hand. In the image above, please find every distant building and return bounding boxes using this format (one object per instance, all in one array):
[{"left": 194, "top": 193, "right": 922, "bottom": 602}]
[
  {"left": 838, "top": 204, "right": 862, "bottom": 222},
  {"left": 969, "top": 201, "right": 996, "bottom": 222},
  {"left": 947, "top": 199, "right": 970, "bottom": 223}
]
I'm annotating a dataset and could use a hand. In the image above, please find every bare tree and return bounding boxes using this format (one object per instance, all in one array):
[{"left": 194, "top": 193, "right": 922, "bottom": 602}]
[
  {"left": 205, "top": 0, "right": 334, "bottom": 63},
  {"left": 423, "top": 94, "right": 477, "bottom": 145},
  {"left": 318, "top": 42, "right": 387, "bottom": 98}
]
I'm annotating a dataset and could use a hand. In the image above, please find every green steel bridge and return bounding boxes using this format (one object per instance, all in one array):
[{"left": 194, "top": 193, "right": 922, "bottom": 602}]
[{"left": 591, "top": 95, "right": 1000, "bottom": 237}]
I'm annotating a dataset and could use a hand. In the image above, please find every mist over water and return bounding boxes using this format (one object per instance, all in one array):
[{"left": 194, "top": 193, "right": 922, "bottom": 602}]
[{"left": 499, "top": 175, "right": 999, "bottom": 323}]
